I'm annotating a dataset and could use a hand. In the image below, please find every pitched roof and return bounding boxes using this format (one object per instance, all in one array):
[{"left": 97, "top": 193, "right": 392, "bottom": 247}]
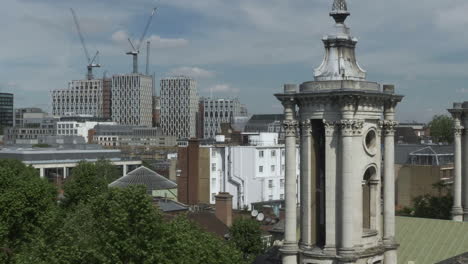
[
  {"left": 109, "top": 166, "right": 177, "bottom": 192},
  {"left": 153, "top": 197, "right": 188, "bottom": 213},
  {"left": 396, "top": 216, "right": 468, "bottom": 264},
  {"left": 187, "top": 211, "right": 229, "bottom": 238}
]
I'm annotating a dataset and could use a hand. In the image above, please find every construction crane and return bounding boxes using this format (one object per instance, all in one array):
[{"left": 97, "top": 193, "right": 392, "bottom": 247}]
[
  {"left": 127, "top": 7, "right": 157, "bottom": 74},
  {"left": 70, "top": 8, "right": 100, "bottom": 80}
]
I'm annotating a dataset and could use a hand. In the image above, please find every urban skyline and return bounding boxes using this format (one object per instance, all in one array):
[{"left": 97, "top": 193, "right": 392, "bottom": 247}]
[{"left": 1, "top": 0, "right": 468, "bottom": 122}]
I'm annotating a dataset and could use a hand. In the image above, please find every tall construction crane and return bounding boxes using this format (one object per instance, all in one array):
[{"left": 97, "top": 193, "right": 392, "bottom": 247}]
[
  {"left": 127, "top": 7, "right": 157, "bottom": 74},
  {"left": 70, "top": 8, "right": 101, "bottom": 80}
]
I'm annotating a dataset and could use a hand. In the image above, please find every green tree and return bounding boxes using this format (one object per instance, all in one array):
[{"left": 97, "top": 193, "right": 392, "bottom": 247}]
[
  {"left": 428, "top": 115, "right": 453, "bottom": 143},
  {"left": 0, "top": 159, "right": 57, "bottom": 263},
  {"left": 18, "top": 186, "right": 245, "bottom": 264},
  {"left": 158, "top": 216, "right": 246, "bottom": 264},
  {"left": 17, "top": 186, "right": 163, "bottom": 264},
  {"left": 94, "top": 159, "right": 121, "bottom": 184},
  {"left": 62, "top": 161, "right": 109, "bottom": 208},
  {"left": 413, "top": 194, "right": 453, "bottom": 220},
  {"left": 229, "top": 217, "right": 265, "bottom": 262}
]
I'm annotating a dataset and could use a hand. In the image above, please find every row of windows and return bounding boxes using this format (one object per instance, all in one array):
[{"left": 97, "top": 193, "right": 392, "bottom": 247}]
[
  {"left": 259, "top": 165, "right": 285, "bottom": 173},
  {"left": 259, "top": 150, "right": 284, "bottom": 158}
]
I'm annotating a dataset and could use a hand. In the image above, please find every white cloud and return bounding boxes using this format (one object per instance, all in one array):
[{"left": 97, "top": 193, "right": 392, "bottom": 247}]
[
  {"left": 111, "top": 30, "right": 129, "bottom": 44},
  {"left": 147, "top": 35, "right": 189, "bottom": 48},
  {"left": 167, "top": 67, "right": 215, "bottom": 79},
  {"left": 204, "top": 84, "right": 240, "bottom": 93},
  {"left": 112, "top": 31, "right": 188, "bottom": 50}
]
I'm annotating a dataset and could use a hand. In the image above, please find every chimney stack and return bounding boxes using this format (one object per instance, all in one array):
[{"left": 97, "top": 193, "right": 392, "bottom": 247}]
[{"left": 215, "top": 192, "right": 233, "bottom": 227}]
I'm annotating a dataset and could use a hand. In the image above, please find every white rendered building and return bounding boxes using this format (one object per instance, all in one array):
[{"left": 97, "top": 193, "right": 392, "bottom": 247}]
[
  {"left": 111, "top": 74, "right": 153, "bottom": 127},
  {"left": 202, "top": 97, "right": 245, "bottom": 139},
  {"left": 160, "top": 76, "right": 199, "bottom": 138},
  {"left": 275, "top": 1, "right": 403, "bottom": 263},
  {"left": 52, "top": 79, "right": 104, "bottom": 117},
  {"left": 56, "top": 120, "right": 115, "bottom": 142},
  {"left": 207, "top": 133, "right": 299, "bottom": 210}
]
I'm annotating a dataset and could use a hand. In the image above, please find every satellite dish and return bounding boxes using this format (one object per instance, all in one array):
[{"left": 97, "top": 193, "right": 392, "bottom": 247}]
[
  {"left": 271, "top": 218, "right": 278, "bottom": 224},
  {"left": 265, "top": 217, "right": 272, "bottom": 224},
  {"left": 251, "top": 210, "right": 259, "bottom": 217},
  {"left": 256, "top": 212, "right": 265, "bottom": 222}
]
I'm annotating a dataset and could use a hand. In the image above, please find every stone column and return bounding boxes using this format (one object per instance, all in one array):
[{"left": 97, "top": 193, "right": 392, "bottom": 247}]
[
  {"left": 280, "top": 87, "right": 298, "bottom": 264},
  {"left": 463, "top": 115, "right": 468, "bottom": 221},
  {"left": 39, "top": 167, "right": 45, "bottom": 178},
  {"left": 63, "top": 167, "right": 68, "bottom": 178},
  {"left": 123, "top": 164, "right": 128, "bottom": 176},
  {"left": 324, "top": 121, "right": 337, "bottom": 253},
  {"left": 339, "top": 119, "right": 361, "bottom": 260},
  {"left": 382, "top": 103, "right": 398, "bottom": 264},
  {"left": 300, "top": 119, "right": 313, "bottom": 248},
  {"left": 451, "top": 110, "right": 464, "bottom": 222}
]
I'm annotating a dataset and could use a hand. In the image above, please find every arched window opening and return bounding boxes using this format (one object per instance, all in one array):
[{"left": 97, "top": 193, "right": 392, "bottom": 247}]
[{"left": 363, "top": 166, "right": 377, "bottom": 230}]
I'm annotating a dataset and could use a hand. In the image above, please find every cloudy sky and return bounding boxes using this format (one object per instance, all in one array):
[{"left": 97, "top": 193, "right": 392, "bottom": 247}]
[{"left": 1, "top": 0, "right": 468, "bottom": 122}]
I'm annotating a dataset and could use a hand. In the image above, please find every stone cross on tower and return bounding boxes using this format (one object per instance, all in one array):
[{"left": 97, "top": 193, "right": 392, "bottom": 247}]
[{"left": 275, "top": 1, "right": 404, "bottom": 264}]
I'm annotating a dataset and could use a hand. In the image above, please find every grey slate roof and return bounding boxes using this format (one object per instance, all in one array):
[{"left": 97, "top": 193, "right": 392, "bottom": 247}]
[
  {"left": 153, "top": 197, "right": 188, "bottom": 212},
  {"left": 109, "top": 166, "right": 177, "bottom": 192}
]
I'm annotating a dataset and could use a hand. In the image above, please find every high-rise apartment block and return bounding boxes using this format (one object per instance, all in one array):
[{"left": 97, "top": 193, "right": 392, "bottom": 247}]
[
  {"left": 0, "top": 93, "right": 14, "bottom": 129},
  {"left": 111, "top": 74, "right": 153, "bottom": 127},
  {"left": 52, "top": 79, "right": 106, "bottom": 117},
  {"left": 160, "top": 77, "right": 199, "bottom": 138},
  {"left": 201, "top": 98, "right": 247, "bottom": 139}
]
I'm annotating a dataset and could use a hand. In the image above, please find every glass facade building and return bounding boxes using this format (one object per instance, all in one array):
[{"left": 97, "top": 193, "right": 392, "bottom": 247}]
[{"left": 0, "top": 93, "right": 14, "bottom": 130}]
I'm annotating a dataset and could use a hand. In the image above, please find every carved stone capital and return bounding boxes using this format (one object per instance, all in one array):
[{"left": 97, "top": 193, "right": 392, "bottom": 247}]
[
  {"left": 283, "top": 120, "right": 298, "bottom": 137},
  {"left": 378, "top": 120, "right": 398, "bottom": 136},
  {"left": 454, "top": 125, "right": 464, "bottom": 137},
  {"left": 324, "top": 120, "right": 339, "bottom": 137},
  {"left": 339, "top": 119, "right": 364, "bottom": 137},
  {"left": 299, "top": 120, "right": 312, "bottom": 136}
]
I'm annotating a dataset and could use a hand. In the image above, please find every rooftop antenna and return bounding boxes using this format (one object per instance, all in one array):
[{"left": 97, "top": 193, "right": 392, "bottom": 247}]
[
  {"left": 127, "top": 7, "right": 157, "bottom": 74},
  {"left": 70, "top": 8, "right": 101, "bottom": 80}
]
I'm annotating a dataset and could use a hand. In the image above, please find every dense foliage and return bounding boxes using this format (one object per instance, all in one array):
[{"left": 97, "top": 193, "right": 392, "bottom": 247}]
[
  {"left": 62, "top": 160, "right": 120, "bottom": 208},
  {"left": 229, "top": 217, "right": 265, "bottom": 262},
  {"left": 0, "top": 160, "right": 247, "bottom": 264},
  {"left": 396, "top": 181, "right": 453, "bottom": 220},
  {"left": 428, "top": 115, "right": 453, "bottom": 144},
  {"left": 0, "top": 160, "right": 57, "bottom": 264}
]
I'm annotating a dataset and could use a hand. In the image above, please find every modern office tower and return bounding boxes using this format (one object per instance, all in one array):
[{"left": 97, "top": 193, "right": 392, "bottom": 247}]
[
  {"left": 0, "top": 93, "right": 14, "bottom": 129},
  {"left": 111, "top": 74, "right": 153, "bottom": 127},
  {"left": 160, "top": 76, "right": 199, "bottom": 138},
  {"left": 52, "top": 79, "right": 104, "bottom": 117},
  {"left": 202, "top": 97, "right": 245, "bottom": 139}
]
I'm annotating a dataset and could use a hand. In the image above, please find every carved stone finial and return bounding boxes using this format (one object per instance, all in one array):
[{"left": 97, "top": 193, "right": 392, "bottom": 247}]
[
  {"left": 332, "top": 0, "right": 348, "bottom": 12},
  {"left": 330, "top": 0, "right": 350, "bottom": 24}
]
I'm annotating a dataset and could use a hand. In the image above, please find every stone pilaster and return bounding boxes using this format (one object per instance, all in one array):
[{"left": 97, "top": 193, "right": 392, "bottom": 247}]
[
  {"left": 280, "top": 98, "right": 299, "bottom": 264},
  {"left": 338, "top": 119, "right": 363, "bottom": 262},
  {"left": 452, "top": 114, "right": 464, "bottom": 222},
  {"left": 323, "top": 121, "right": 338, "bottom": 254},
  {"left": 299, "top": 119, "right": 313, "bottom": 248},
  {"left": 380, "top": 103, "right": 399, "bottom": 264},
  {"left": 463, "top": 116, "right": 468, "bottom": 221}
]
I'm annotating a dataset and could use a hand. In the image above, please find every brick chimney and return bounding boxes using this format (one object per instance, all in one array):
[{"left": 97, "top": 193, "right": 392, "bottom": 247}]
[{"left": 215, "top": 192, "right": 233, "bottom": 227}]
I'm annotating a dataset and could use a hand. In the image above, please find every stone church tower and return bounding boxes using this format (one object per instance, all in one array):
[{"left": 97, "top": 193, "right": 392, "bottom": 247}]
[{"left": 275, "top": 1, "right": 403, "bottom": 263}]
